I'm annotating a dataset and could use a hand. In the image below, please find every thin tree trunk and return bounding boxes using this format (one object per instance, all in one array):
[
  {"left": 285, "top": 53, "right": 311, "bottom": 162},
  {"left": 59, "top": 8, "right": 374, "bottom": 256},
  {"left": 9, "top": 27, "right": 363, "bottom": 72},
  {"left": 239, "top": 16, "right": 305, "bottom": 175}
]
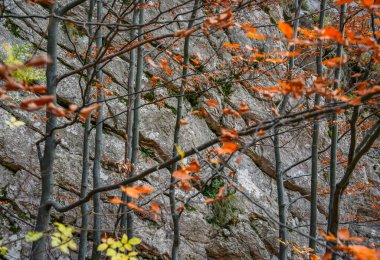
[
  {"left": 327, "top": 3, "right": 347, "bottom": 234},
  {"left": 274, "top": 1, "right": 302, "bottom": 259},
  {"left": 78, "top": 0, "right": 96, "bottom": 258},
  {"left": 309, "top": 0, "right": 327, "bottom": 251},
  {"left": 91, "top": 0, "right": 104, "bottom": 258},
  {"left": 120, "top": 6, "right": 139, "bottom": 232},
  {"left": 169, "top": 2, "right": 200, "bottom": 258},
  {"left": 329, "top": 120, "right": 380, "bottom": 237},
  {"left": 127, "top": 0, "right": 145, "bottom": 239},
  {"left": 31, "top": 5, "right": 59, "bottom": 260}
]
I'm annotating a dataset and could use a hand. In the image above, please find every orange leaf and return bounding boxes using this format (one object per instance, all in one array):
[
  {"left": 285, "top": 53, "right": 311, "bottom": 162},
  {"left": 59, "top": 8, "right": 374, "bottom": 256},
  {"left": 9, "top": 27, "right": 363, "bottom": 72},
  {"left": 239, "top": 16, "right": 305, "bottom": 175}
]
[
  {"left": 205, "top": 99, "right": 218, "bottom": 108},
  {"left": 151, "top": 75, "right": 160, "bottom": 88},
  {"left": 258, "top": 129, "right": 266, "bottom": 136},
  {"left": 221, "top": 129, "right": 239, "bottom": 139},
  {"left": 20, "top": 96, "right": 54, "bottom": 111},
  {"left": 109, "top": 197, "right": 124, "bottom": 204},
  {"left": 47, "top": 103, "right": 67, "bottom": 117},
  {"left": 223, "top": 108, "right": 241, "bottom": 118},
  {"left": 146, "top": 56, "right": 158, "bottom": 67},
  {"left": 186, "top": 159, "right": 201, "bottom": 172},
  {"left": 127, "top": 202, "right": 147, "bottom": 215},
  {"left": 323, "top": 56, "right": 347, "bottom": 68},
  {"left": 121, "top": 185, "right": 153, "bottom": 199},
  {"left": 179, "top": 119, "right": 189, "bottom": 125},
  {"left": 173, "top": 169, "right": 192, "bottom": 181},
  {"left": 310, "top": 254, "right": 319, "bottom": 260},
  {"left": 338, "top": 228, "right": 350, "bottom": 240},
  {"left": 24, "top": 54, "right": 51, "bottom": 67},
  {"left": 149, "top": 202, "right": 160, "bottom": 214},
  {"left": 26, "top": 85, "right": 47, "bottom": 94},
  {"left": 335, "top": 0, "right": 355, "bottom": 4},
  {"left": 122, "top": 186, "right": 140, "bottom": 199},
  {"left": 216, "top": 142, "right": 239, "bottom": 155},
  {"left": 322, "top": 251, "right": 332, "bottom": 260},
  {"left": 239, "top": 102, "right": 250, "bottom": 113},
  {"left": 246, "top": 31, "right": 267, "bottom": 40},
  {"left": 223, "top": 42, "right": 240, "bottom": 49},
  {"left": 134, "top": 185, "right": 154, "bottom": 195},
  {"left": 79, "top": 103, "right": 101, "bottom": 117},
  {"left": 278, "top": 21, "right": 294, "bottom": 39}
]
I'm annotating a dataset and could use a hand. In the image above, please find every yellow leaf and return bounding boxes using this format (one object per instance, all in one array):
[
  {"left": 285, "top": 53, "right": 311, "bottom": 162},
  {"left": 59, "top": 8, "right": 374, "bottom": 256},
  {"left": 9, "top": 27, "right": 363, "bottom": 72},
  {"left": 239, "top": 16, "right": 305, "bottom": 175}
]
[
  {"left": 106, "top": 248, "right": 117, "bottom": 257},
  {"left": 121, "top": 234, "right": 128, "bottom": 244},
  {"left": 128, "top": 237, "right": 141, "bottom": 245},
  {"left": 175, "top": 145, "right": 185, "bottom": 159},
  {"left": 25, "top": 231, "right": 44, "bottom": 242},
  {"left": 97, "top": 243, "right": 108, "bottom": 251},
  {"left": 59, "top": 243, "right": 70, "bottom": 254},
  {"left": 6, "top": 116, "right": 25, "bottom": 128}
]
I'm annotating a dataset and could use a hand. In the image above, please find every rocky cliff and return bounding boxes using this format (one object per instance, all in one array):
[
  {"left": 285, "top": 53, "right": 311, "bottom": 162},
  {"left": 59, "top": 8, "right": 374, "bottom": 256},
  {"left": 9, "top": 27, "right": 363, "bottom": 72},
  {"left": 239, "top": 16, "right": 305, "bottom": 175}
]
[{"left": 0, "top": 0, "right": 379, "bottom": 259}]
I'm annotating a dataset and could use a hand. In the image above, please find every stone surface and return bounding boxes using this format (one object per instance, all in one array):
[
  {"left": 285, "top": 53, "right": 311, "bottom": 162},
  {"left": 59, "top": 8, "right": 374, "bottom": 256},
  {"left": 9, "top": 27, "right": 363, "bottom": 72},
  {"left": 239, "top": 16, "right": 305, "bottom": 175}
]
[{"left": 0, "top": 1, "right": 379, "bottom": 259}]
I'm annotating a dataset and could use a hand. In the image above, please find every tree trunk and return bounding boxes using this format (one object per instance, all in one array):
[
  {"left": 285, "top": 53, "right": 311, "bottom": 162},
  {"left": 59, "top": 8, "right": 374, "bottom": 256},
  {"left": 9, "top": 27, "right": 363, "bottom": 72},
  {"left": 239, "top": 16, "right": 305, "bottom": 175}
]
[
  {"left": 274, "top": 1, "right": 302, "bottom": 259},
  {"left": 31, "top": 6, "right": 58, "bottom": 259},
  {"left": 327, "top": 3, "right": 347, "bottom": 235},
  {"left": 127, "top": 0, "right": 145, "bottom": 239},
  {"left": 91, "top": 0, "right": 104, "bottom": 258},
  {"left": 309, "top": 0, "right": 326, "bottom": 251},
  {"left": 169, "top": 2, "right": 200, "bottom": 258},
  {"left": 78, "top": 0, "right": 96, "bottom": 258},
  {"left": 120, "top": 5, "right": 139, "bottom": 232}
]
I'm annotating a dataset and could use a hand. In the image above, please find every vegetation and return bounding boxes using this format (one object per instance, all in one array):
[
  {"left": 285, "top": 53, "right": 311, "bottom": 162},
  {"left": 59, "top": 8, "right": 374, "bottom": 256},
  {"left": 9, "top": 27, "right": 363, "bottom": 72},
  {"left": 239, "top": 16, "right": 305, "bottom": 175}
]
[{"left": 0, "top": 0, "right": 380, "bottom": 259}]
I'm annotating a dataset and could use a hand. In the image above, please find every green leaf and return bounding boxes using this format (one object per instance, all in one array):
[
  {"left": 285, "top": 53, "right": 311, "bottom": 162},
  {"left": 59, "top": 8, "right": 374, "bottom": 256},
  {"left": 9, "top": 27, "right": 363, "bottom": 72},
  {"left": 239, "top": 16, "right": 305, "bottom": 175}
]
[
  {"left": 25, "top": 231, "right": 44, "bottom": 242},
  {"left": 1, "top": 246, "right": 7, "bottom": 256},
  {"left": 128, "top": 237, "right": 141, "bottom": 245},
  {"left": 97, "top": 243, "right": 108, "bottom": 251}
]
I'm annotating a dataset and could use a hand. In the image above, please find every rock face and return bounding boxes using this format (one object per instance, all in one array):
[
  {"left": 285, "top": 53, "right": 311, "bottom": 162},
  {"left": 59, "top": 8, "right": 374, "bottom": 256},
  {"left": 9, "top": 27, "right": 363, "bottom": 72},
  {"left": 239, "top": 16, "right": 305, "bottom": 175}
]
[{"left": 0, "top": 0, "right": 379, "bottom": 259}]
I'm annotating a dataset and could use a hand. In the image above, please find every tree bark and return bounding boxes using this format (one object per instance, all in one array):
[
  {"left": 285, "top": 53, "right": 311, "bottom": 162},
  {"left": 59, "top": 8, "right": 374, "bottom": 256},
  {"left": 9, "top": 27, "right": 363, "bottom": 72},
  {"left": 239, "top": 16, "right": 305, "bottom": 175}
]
[
  {"left": 91, "top": 0, "right": 104, "bottom": 258},
  {"left": 31, "top": 6, "right": 59, "bottom": 259},
  {"left": 169, "top": 2, "right": 200, "bottom": 258},
  {"left": 309, "top": 0, "right": 327, "bottom": 251},
  {"left": 274, "top": 1, "right": 302, "bottom": 259},
  {"left": 120, "top": 5, "right": 139, "bottom": 232},
  {"left": 127, "top": 0, "right": 145, "bottom": 239},
  {"left": 78, "top": 0, "right": 96, "bottom": 258},
  {"left": 327, "top": 3, "right": 347, "bottom": 235}
]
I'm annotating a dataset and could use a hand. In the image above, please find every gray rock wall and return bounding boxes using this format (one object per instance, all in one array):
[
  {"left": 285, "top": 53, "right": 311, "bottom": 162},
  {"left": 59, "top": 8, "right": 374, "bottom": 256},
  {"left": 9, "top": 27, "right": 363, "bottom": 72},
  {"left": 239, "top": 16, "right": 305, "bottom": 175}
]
[{"left": 1, "top": 0, "right": 379, "bottom": 259}]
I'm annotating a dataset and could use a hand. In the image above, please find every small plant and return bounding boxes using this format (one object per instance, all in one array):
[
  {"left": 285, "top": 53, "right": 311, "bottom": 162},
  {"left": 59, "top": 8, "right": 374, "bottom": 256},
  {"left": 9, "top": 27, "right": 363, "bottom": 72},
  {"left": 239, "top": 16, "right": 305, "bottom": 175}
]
[
  {"left": 97, "top": 234, "right": 141, "bottom": 260},
  {"left": 1, "top": 43, "right": 46, "bottom": 83},
  {"left": 208, "top": 195, "right": 240, "bottom": 227},
  {"left": 204, "top": 178, "right": 239, "bottom": 227},
  {"left": 141, "top": 147, "right": 155, "bottom": 158},
  {"left": 50, "top": 223, "right": 77, "bottom": 255}
]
